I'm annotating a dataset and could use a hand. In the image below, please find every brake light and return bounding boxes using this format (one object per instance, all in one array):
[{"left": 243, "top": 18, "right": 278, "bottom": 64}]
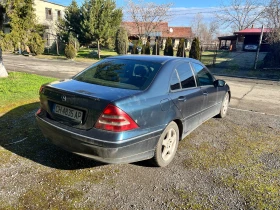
[
  {"left": 39, "top": 86, "right": 44, "bottom": 94},
  {"left": 95, "top": 104, "right": 139, "bottom": 132}
]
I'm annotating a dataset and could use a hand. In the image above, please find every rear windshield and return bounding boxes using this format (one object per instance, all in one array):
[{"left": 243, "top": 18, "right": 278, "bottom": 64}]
[{"left": 73, "top": 58, "right": 162, "bottom": 90}]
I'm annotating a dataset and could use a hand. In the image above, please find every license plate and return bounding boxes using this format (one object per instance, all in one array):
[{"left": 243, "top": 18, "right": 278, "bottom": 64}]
[{"left": 54, "top": 104, "right": 83, "bottom": 122}]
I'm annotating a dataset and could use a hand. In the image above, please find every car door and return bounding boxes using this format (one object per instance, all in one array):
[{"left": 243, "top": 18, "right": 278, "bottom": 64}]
[
  {"left": 191, "top": 63, "right": 219, "bottom": 122},
  {"left": 168, "top": 62, "right": 204, "bottom": 134}
]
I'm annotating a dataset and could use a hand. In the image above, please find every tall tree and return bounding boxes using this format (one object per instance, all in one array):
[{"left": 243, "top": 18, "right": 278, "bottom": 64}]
[
  {"left": 176, "top": 39, "right": 186, "bottom": 57},
  {"left": 262, "top": 0, "right": 280, "bottom": 68},
  {"left": 164, "top": 37, "right": 173, "bottom": 56},
  {"left": 115, "top": 27, "right": 128, "bottom": 55},
  {"left": 5, "top": 0, "right": 37, "bottom": 50},
  {"left": 81, "top": 0, "right": 122, "bottom": 59},
  {"left": 125, "top": 0, "right": 172, "bottom": 40},
  {"left": 264, "top": 0, "right": 280, "bottom": 29},
  {"left": 215, "top": 0, "right": 265, "bottom": 31},
  {"left": 57, "top": 0, "right": 83, "bottom": 45},
  {"left": 189, "top": 37, "right": 200, "bottom": 60}
]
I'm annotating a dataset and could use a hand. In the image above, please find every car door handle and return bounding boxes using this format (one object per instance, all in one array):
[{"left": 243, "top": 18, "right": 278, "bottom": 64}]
[
  {"left": 178, "top": 96, "right": 186, "bottom": 101},
  {"left": 203, "top": 92, "right": 208, "bottom": 95}
]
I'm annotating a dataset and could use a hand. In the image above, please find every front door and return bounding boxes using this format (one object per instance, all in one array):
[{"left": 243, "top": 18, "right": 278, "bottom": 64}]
[{"left": 169, "top": 62, "right": 204, "bottom": 134}]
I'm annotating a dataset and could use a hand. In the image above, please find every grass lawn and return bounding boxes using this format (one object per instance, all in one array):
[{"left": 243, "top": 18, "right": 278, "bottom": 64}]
[
  {"left": 37, "top": 48, "right": 118, "bottom": 63},
  {"left": 0, "top": 72, "right": 57, "bottom": 114}
]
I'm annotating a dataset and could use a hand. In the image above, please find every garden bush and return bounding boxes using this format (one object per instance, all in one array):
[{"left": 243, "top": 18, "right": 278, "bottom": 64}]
[{"left": 65, "top": 44, "right": 77, "bottom": 59}]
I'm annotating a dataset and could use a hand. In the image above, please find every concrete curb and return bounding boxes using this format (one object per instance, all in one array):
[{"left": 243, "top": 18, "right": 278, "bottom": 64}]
[{"left": 213, "top": 73, "right": 280, "bottom": 82}]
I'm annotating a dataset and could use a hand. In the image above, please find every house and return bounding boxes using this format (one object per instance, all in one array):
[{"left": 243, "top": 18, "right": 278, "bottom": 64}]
[
  {"left": 121, "top": 22, "right": 193, "bottom": 49},
  {"left": 218, "top": 27, "right": 272, "bottom": 52},
  {"left": 33, "top": 0, "right": 65, "bottom": 48},
  {"left": 0, "top": 0, "right": 65, "bottom": 48}
]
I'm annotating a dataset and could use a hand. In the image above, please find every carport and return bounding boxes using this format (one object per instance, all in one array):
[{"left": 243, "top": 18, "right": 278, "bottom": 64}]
[{"left": 218, "top": 35, "right": 237, "bottom": 51}]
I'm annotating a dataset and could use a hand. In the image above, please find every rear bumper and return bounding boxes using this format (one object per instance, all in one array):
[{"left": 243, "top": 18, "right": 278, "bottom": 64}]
[{"left": 35, "top": 114, "right": 160, "bottom": 164}]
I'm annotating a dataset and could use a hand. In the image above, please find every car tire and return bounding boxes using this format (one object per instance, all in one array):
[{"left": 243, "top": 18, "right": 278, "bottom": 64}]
[
  {"left": 151, "top": 121, "right": 179, "bottom": 167},
  {"left": 217, "top": 92, "right": 229, "bottom": 118}
]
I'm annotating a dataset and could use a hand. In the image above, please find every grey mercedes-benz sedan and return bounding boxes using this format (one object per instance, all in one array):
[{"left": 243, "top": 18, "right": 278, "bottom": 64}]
[{"left": 36, "top": 55, "right": 230, "bottom": 167}]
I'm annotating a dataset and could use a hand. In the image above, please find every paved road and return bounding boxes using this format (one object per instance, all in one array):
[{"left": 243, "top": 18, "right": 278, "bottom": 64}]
[
  {"left": 3, "top": 53, "right": 90, "bottom": 79},
  {"left": 3, "top": 53, "right": 280, "bottom": 116}
]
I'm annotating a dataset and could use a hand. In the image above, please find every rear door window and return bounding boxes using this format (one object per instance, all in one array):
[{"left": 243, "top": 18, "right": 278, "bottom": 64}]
[{"left": 175, "top": 62, "right": 196, "bottom": 89}]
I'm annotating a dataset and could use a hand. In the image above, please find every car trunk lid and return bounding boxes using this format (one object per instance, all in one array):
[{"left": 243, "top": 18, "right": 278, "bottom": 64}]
[{"left": 40, "top": 79, "right": 140, "bottom": 130}]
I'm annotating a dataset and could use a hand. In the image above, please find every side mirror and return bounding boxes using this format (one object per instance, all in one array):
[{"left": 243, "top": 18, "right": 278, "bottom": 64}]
[{"left": 214, "top": 79, "right": 226, "bottom": 87}]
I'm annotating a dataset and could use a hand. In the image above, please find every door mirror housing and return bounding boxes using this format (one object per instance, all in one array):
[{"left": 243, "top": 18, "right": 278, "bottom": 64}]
[{"left": 214, "top": 79, "right": 226, "bottom": 87}]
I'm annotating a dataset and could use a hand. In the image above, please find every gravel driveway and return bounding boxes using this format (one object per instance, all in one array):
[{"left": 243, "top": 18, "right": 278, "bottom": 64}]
[{"left": 1, "top": 107, "right": 279, "bottom": 209}]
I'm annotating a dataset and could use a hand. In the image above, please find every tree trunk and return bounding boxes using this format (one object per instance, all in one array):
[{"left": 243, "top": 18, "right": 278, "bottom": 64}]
[
  {"left": 0, "top": 62, "right": 8, "bottom": 78},
  {"left": 56, "top": 38, "right": 59, "bottom": 55},
  {"left": 98, "top": 40, "right": 100, "bottom": 59}
]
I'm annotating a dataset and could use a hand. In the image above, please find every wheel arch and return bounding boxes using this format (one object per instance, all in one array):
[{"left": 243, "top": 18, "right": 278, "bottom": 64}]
[{"left": 173, "top": 119, "right": 183, "bottom": 141}]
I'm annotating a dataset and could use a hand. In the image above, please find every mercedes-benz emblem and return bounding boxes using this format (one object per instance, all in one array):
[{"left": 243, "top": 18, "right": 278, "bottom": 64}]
[{"left": 61, "top": 95, "right": 67, "bottom": 101}]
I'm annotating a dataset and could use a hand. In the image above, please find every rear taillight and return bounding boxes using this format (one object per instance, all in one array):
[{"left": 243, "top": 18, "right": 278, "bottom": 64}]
[
  {"left": 36, "top": 108, "right": 42, "bottom": 115},
  {"left": 39, "top": 86, "right": 44, "bottom": 94},
  {"left": 94, "top": 104, "right": 139, "bottom": 132}
]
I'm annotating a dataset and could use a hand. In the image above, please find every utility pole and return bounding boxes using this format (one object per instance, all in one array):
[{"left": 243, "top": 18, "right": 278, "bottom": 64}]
[{"left": 254, "top": 25, "right": 264, "bottom": 70}]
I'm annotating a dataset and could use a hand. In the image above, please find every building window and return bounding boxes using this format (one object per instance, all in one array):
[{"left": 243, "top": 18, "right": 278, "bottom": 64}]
[
  {"left": 57, "top": 10, "right": 61, "bottom": 20},
  {"left": 45, "top": 8, "right": 52, "bottom": 20}
]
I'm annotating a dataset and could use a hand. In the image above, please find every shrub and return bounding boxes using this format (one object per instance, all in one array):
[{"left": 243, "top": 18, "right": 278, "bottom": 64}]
[
  {"left": 65, "top": 44, "right": 77, "bottom": 59},
  {"left": 164, "top": 37, "right": 173, "bottom": 56},
  {"left": 0, "top": 33, "right": 14, "bottom": 51},
  {"left": 115, "top": 27, "right": 128, "bottom": 54},
  {"left": 176, "top": 38, "right": 186, "bottom": 57},
  {"left": 28, "top": 33, "right": 45, "bottom": 55},
  {"left": 68, "top": 33, "right": 80, "bottom": 51},
  {"left": 189, "top": 37, "right": 200, "bottom": 60},
  {"left": 141, "top": 42, "right": 151, "bottom": 55}
]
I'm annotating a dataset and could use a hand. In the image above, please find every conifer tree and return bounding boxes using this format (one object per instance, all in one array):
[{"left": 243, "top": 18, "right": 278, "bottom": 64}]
[
  {"left": 164, "top": 37, "right": 173, "bottom": 56},
  {"left": 141, "top": 41, "right": 150, "bottom": 55},
  {"left": 81, "top": 0, "right": 122, "bottom": 59},
  {"left": 176, "top": 38, "right": 186, "bottom": 57},
  {"left": 3, "top": 0, "right": 44, "bottom": 54},
  {"left": 115, "top": 27, "right": 128, "bottom": 55},
  {"left": 189, "top": 37, "right": 200, "bottom": 60},
  {"left": 57, "top": 0, "right": 82, "bottom": 44}
]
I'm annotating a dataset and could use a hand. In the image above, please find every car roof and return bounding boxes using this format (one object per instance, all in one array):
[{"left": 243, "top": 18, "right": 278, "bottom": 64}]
[{"left": 106, "top": 55, "right": 202, "bottom": 65}]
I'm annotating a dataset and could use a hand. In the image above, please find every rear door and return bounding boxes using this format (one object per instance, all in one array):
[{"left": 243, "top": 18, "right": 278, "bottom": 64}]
[
  {"left": 168, "top": 62, "right": 204, "bottom": 134},
  {"left": 191, "top": 63, "right": 219, "bottom": 122}
]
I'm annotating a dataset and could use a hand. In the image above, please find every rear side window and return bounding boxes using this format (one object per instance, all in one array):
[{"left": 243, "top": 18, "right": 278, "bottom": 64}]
[
  {"left": 73, "top": 59, "right": 162, "bottom": 90},
  {"left": 176, "top": 63, "right": 196, "bottom": 89},
  {"left": 192, "top": 63, "right": 214, "bottom": 86},
  {"left": 170, "top": 70, "right": 181, "bottom": 91}
]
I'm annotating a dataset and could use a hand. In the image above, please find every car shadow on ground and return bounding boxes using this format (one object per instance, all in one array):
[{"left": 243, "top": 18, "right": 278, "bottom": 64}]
[{"left": 0, "top": 102, "right": 106, "bottom": 170}]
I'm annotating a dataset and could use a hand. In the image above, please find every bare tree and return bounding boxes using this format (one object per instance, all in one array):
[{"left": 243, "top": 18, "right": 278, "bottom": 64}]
[
  {"left": 264, "top": 0, "right": 280, "bottom": 28},
  {"left": 215, "top": 0, "right": 265, "bottom": 31},
  {"left": 262, "top": 0, "right": 280, "bottom": 68},
  {"left": 125, "top": 0, "right": 172, "bottom": 40},
  {"left": 191, "top": 14, "right": 220, "bottom": 44},
  {"left": 191, "top": 13, "right": 204, "bottom": 39}
]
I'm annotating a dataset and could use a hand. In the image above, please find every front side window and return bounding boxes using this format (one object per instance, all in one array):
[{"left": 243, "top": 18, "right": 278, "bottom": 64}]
[
  {"left": 176, "top": 62, "right": 196, "bottom": 89},
  {"left": 192, "top": 63, "right": 214, "bottom": 86},
  {"left": 73, "top": 59, "right": 162, "bottom": 90}
]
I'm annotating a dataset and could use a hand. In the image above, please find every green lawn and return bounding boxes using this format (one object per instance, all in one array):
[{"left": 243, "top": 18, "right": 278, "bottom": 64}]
[{"left": 0, "top": 72, "right": 57, "bottom": 113}]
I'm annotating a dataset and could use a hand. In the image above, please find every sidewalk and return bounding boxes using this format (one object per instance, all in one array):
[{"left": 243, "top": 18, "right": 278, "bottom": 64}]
[
  {"left": 207, "top": 51, "right": 280, "bottom": 81},
  {"left": 209, "top": 67, "right": 280, "bottom": 81}
]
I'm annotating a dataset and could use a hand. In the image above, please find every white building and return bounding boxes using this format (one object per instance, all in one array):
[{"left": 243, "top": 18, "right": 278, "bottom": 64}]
[{"left": 1, "top": 0, "right": 65, "bottom": 47}]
